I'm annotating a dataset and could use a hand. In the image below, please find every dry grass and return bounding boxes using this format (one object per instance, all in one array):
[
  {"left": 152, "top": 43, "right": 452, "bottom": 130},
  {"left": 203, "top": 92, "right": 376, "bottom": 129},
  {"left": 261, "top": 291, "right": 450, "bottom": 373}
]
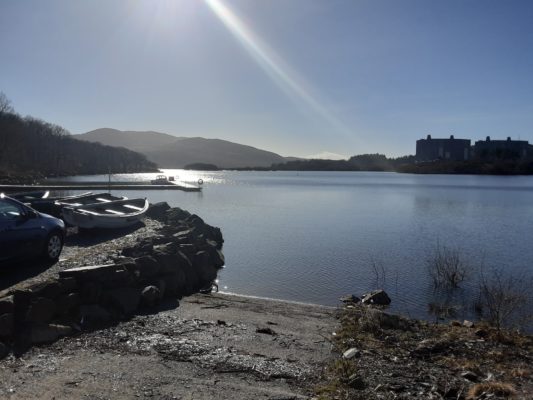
[
  {"left": 510, "top": 368, "right": 530, "bottom": 379},
  {"left": 439, "top": 356, "right": 482, "bottom": 374},
  {"left": 466, "top": 382, "right": 517, "bottom": 399}
]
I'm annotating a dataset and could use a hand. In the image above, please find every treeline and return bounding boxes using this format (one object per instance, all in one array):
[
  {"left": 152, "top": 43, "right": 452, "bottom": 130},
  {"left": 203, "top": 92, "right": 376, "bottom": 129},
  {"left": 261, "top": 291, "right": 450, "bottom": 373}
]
[
  {"left": 0, "top": 93, "right": 158, "bottom": 182},
  {"left": 398, "top": 160, "right": 533, "bottom": 175},
  {"left": 271, "top": 154, "right": 416, "bottom": 171}
]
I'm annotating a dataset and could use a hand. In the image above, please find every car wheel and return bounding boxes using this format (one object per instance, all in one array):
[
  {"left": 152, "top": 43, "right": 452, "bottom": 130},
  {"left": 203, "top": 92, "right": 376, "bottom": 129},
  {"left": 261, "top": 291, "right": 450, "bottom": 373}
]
[{"left": 43, "top": 231, "right": 63, "bottom": 261}]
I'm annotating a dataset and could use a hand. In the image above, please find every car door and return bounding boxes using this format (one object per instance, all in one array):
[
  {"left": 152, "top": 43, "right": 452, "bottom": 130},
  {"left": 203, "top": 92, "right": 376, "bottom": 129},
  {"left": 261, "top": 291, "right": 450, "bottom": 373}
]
[
  {"left": 0, "top": 198, "right": 43, "bottom": 261},
  {"left": 0, "top": 198, "right": 24, "bottom": 261}
]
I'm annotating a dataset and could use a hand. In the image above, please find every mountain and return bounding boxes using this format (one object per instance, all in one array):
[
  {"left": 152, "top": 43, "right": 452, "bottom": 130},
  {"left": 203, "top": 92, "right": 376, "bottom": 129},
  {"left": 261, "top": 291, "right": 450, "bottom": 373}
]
[
  {"left": 77, "top": 129, "right": 289, "bottom": 168},
  {"left": 0, "top": 118, "right": 157, "bottom": 180},
  {"left": 77, "top": 128, "right": 180, "bottom": 153}
]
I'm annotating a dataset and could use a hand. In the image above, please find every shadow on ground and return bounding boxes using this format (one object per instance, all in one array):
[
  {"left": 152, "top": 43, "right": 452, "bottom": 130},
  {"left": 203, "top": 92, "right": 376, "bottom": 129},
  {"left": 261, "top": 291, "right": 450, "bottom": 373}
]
[{"left": 0, "top": 259, "right": 56, "bottom": 292}]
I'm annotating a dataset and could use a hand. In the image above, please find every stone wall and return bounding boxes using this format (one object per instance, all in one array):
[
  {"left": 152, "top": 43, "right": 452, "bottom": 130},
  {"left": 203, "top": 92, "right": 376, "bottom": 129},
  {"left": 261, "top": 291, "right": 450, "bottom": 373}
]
[{"left": 0, "top": 202, "right": 224, "bottom": 359}]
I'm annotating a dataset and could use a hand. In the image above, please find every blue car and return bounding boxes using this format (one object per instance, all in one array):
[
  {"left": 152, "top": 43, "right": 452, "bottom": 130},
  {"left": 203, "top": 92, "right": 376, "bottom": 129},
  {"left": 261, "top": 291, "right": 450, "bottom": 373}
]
[{"left": 0, "top": 194, "right": 65, "bottom": 263}]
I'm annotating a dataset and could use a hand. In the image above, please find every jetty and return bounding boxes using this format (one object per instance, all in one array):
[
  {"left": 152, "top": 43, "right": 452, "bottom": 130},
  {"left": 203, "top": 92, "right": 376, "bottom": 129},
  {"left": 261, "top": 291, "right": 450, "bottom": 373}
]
[{"left": 0, "top": 181, "right": 202, "bottom": 193}]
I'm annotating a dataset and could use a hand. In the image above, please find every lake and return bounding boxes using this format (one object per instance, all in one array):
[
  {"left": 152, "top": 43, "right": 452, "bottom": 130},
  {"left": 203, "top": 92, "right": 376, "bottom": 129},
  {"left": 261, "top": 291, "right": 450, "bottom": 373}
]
[{"left": 58, "top": 171, "right": 533, "bottom": 322}]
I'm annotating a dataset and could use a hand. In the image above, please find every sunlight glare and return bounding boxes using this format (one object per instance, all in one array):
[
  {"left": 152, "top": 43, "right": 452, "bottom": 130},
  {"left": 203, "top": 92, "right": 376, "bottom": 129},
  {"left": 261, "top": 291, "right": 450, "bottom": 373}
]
[{"left": 204, "top": 0, "right": 355, "bottom": 138}]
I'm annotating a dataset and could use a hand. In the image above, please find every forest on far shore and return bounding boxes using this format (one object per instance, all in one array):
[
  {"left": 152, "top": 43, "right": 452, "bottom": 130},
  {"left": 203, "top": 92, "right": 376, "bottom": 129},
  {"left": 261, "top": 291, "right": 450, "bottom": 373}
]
[{"left": 0, "top": 93, "right": 158, "bottom": 183}]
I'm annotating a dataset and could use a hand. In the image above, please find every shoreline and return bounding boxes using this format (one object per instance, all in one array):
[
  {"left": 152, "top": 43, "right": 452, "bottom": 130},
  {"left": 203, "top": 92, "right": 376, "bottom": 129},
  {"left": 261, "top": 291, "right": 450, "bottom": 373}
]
[{"left": 0, "top": 292, "right": 337, "bottom": 399}]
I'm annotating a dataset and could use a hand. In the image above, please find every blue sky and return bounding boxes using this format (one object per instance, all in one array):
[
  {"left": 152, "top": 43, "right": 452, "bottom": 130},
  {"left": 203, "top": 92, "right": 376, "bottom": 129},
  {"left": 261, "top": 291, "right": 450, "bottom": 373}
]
[{"left": 1, "top": 0, "right": 532, "bottom": 158}]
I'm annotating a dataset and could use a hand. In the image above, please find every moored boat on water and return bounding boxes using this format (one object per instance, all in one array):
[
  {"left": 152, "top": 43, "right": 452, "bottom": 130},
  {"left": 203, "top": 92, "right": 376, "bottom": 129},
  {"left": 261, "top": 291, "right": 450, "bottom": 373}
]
[{"left": 61, "top": 198, "right": 149, "bottom": 229}]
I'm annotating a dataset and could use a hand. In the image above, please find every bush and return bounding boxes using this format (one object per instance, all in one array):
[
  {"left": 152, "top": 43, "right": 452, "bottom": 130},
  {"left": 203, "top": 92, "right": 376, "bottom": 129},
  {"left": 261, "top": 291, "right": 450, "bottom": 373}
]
[
  {"left": 427, "top": 245, "right": 468, "bottom": 289},
  {"left": 477, "top": 269, "right": 532, "bottom": 332}
]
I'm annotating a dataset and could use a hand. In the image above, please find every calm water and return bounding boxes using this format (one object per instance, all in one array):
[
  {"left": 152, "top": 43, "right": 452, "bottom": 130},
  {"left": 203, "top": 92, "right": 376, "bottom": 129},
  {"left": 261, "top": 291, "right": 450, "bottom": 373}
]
[{"left": 57, "top": 171, "right": 533, "bottom": 321}]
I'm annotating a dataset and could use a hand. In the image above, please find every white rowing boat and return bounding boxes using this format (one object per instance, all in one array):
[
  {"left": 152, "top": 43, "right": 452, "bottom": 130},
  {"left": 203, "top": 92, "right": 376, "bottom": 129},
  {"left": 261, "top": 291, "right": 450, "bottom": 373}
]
[{"left": 61, "top": 198, "right": 149, "bottom": 229}]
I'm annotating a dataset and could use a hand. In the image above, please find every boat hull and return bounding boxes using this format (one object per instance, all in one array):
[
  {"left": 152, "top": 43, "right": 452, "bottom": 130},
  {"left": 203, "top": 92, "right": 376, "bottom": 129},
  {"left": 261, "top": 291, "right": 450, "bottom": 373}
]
[{"left": 61, "top": 198, "right": 149, "bottom": 229}]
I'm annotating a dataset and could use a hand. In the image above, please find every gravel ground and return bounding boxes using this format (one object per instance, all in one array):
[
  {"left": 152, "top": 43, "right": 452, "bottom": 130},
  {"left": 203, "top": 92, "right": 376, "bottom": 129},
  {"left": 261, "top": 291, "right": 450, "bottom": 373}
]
[{"left": 0, "top": 293, "right": 336, "bottom": 399}]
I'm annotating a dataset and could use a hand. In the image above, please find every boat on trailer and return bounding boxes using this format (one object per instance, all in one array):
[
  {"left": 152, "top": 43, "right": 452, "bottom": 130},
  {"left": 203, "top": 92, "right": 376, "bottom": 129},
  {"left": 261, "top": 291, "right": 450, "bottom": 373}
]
[{"left": 61, "top": 198, "right": 149, "bottom": 229}]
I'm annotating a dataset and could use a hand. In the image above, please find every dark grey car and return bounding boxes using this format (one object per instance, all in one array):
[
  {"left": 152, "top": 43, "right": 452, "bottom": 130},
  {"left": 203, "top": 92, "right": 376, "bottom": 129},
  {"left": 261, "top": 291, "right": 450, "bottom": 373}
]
[{"left": 0, "top": 194, "right": 65, "bottom": 263}]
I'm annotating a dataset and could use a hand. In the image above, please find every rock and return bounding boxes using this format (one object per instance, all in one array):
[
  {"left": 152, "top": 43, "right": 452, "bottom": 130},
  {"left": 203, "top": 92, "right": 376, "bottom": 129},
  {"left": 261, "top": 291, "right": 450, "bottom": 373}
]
[
  {"left": 30, "top": 277, "right": 78, "bottom": 299},
  {"left": 135, "top": 255, "right": 161, "bottom": 278},
  {"left": 209, "top": 248, "right": 225, "bottom": 269},
  {"left": 360, "top": 308, "right": 410, "bottom": 331},
  {"left": 347, "top": 374, "right": 366, "bottom": 390},
  {"left": 256, "top": 327, "right": 276, "bottom": 335},
  {"left": 152, "top": 249, "right": 180, "bottom": 274},
  {"left": 474, "top": 328, "right": 488, "bottom": 338},
  {"left": 343, "top": 347, "right": 360, "bottom": 359},
  {"left": 155, "top": 278, "right": 167, "bottom": 298},
  {"left": 56, "top": 293, "right": 81, "bottom": 315},
  {"left": 60, "top": 264, "right": 120, "bottom": 282},
  {"left": 141, "top": 286, "right": 161, "bottom": 307},
  {"left": 195, "top": 251, "right": 218, "bottom": 283},
  {"left": 80, "top": 281, "right": 103, "bottom": 303},
  {"left": 361, "top": 290, "right": 391, "bottom": 306},
  {"left": 160, "top": 271, "right": 186, "bottom": 297},
  {"left": 172, "top": 228, "right": 195, "bottom": 240},
  {"left": 463, "top": 320, "right": 474, "bottom": 328},
  {"left": 0, "top": 313, "right": 14, "bottom": 337},
  {"left": 165, "top": 207, "right": 191, "bottom": 223},
  {"left": 0, "top": 296, "right": 14, "bottom": 315},
  {"left": 460, "top": 371, "right": 479, "bottom": 382},
  {"left": 25, "top": 297, "right": 57, "bottom": 324},
  {"left": 145, "top": 202, "right": 171, "bottom": 220},
  {"left": 31, "top": 324, "right": 72, "bottom": 344},
  {"left": 79, "top": 304, "right": 111, "bottom": 325},
  {"left": 105, "top": 287, "right": 141, "bottom": 315},
  {"left": 339, "top": 294, "right": 361, "bottom": 304},
  {"left": 102, "top": 269, "right": 135, "bottom": 288},
  {"left": 0, "top": 341, "right": 8, "bottom": 360}
]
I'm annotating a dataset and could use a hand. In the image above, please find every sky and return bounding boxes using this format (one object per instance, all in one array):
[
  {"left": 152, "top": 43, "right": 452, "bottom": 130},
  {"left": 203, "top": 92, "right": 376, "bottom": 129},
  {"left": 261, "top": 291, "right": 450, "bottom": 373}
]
[{"left": 1, "top": 0, "right": 533, "bottom": 158}]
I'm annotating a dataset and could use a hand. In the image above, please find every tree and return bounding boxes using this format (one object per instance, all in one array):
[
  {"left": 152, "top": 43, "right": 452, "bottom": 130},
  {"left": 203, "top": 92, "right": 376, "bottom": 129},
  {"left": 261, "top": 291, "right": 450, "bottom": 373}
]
[{"left": 0, "top": 92, "right": 14, "bottom": 114}]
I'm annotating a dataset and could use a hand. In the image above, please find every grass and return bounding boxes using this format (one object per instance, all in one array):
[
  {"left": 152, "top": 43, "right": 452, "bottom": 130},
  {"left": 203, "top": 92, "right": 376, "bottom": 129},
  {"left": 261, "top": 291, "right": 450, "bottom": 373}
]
[
  {"left": 316, "top": 304, "right": 532, "bottom": 399},
  {"left": 466, "top": 382, "right": 517, "bottom": 399}
]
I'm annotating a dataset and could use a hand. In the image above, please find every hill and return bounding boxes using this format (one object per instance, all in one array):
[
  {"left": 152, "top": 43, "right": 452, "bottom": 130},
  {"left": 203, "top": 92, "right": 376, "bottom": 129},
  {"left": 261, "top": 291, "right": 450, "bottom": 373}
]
[
  {"left": 0, "top": 112, "right": 157, "bottom": 182},
  {"left": 77, "top": 129, "right": 289, "bottom": 168}
]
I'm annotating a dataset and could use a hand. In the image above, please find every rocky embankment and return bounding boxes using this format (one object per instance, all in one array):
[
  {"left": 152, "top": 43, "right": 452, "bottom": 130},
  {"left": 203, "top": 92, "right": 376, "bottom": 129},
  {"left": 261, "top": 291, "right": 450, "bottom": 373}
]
[{"left": 0, "top": 202, "right": 224, "bottom": 358}]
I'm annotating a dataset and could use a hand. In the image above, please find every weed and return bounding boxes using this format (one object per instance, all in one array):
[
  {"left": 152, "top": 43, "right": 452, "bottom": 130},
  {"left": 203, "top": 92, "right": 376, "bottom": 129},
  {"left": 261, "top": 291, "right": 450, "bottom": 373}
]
[
  {"left": 427, "top": 244, "right": 468, "bottom": 288},
  {"left": 466, "top": 382, "right": 516, "bottom": 399}
]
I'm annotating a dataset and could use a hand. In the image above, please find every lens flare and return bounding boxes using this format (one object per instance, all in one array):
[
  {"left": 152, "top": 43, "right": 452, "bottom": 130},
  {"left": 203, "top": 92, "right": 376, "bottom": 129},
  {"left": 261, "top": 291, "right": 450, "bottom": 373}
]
[{"left": 204, "top": 0, "right": 354, "bottom": 138}]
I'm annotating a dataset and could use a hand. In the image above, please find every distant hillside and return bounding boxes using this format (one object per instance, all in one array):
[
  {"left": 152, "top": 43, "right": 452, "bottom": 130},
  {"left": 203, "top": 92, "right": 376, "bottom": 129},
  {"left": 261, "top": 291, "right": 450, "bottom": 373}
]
[
  {"left": 79, "top": 128, "right": 180, "bottom": 153},
  {"left": 0, "top": 110, "right": 157, "bottom": 181},
  {"left": 77, "top": 129, "right": 288, "bottom": 168}
]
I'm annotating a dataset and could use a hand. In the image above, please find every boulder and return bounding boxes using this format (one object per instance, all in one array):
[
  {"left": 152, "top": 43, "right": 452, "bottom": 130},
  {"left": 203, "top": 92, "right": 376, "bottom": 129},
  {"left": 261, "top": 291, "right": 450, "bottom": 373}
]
[
  {"left": 29, "top": 277, "right": 78, "bottom": 299},
  {"left": 361, "top": 290, "right": 391, "bottom": 306},
  {"left": 60, "top": 264, "right": 120, "bottom": 282},
  {"left": 160, "top": 271, "right": 186, "bottom": 297},
  {"left": 141, "top": 286, "right": 161, "bottom": 307},
  {"left": 209, "top": 248, "right": 225, "bottom": 269},
  {"left": 79, "top": 304, "right": 111, "bottom": 325},
  {"left": 25, "top": 297, "right": 57, "bottom": 324},
  {"left": 80, "top": 281, "right": 103, "bottom": 304},
  {"left": 145, "top": 201, "right": 171, "bottom": 220},
  {"left": 135, "top": 255, "right": 161, "bottom": 278},
  {"left": 0, "top": 296, "right": 14, "bottom": 315},
  {"left": 105, "top": 287, "right": 140, "bottom": 315},
  {"left": 166, "top": 207, "right": 191, "bottom": 223},
  {"left": 0, "top": 313, "right": 14, "bottom": 337},
  {"left": 339, "top": 294, "right": 361, "bottom": 304},
  {"left": 0, "top": 341, "right": 8, "bottom": 360},
  {"left": 55, "top": 293, "right": 81, "bottom": 315},
  {"left": 31, "top": 324, "right": 72, "bottom": 344}
]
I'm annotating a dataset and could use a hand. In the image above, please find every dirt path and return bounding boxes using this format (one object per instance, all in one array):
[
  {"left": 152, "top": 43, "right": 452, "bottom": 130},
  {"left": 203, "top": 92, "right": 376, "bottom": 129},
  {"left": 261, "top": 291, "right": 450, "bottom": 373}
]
[{"left": 0, "top": 293, "right": 336, "bottom": 399}]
